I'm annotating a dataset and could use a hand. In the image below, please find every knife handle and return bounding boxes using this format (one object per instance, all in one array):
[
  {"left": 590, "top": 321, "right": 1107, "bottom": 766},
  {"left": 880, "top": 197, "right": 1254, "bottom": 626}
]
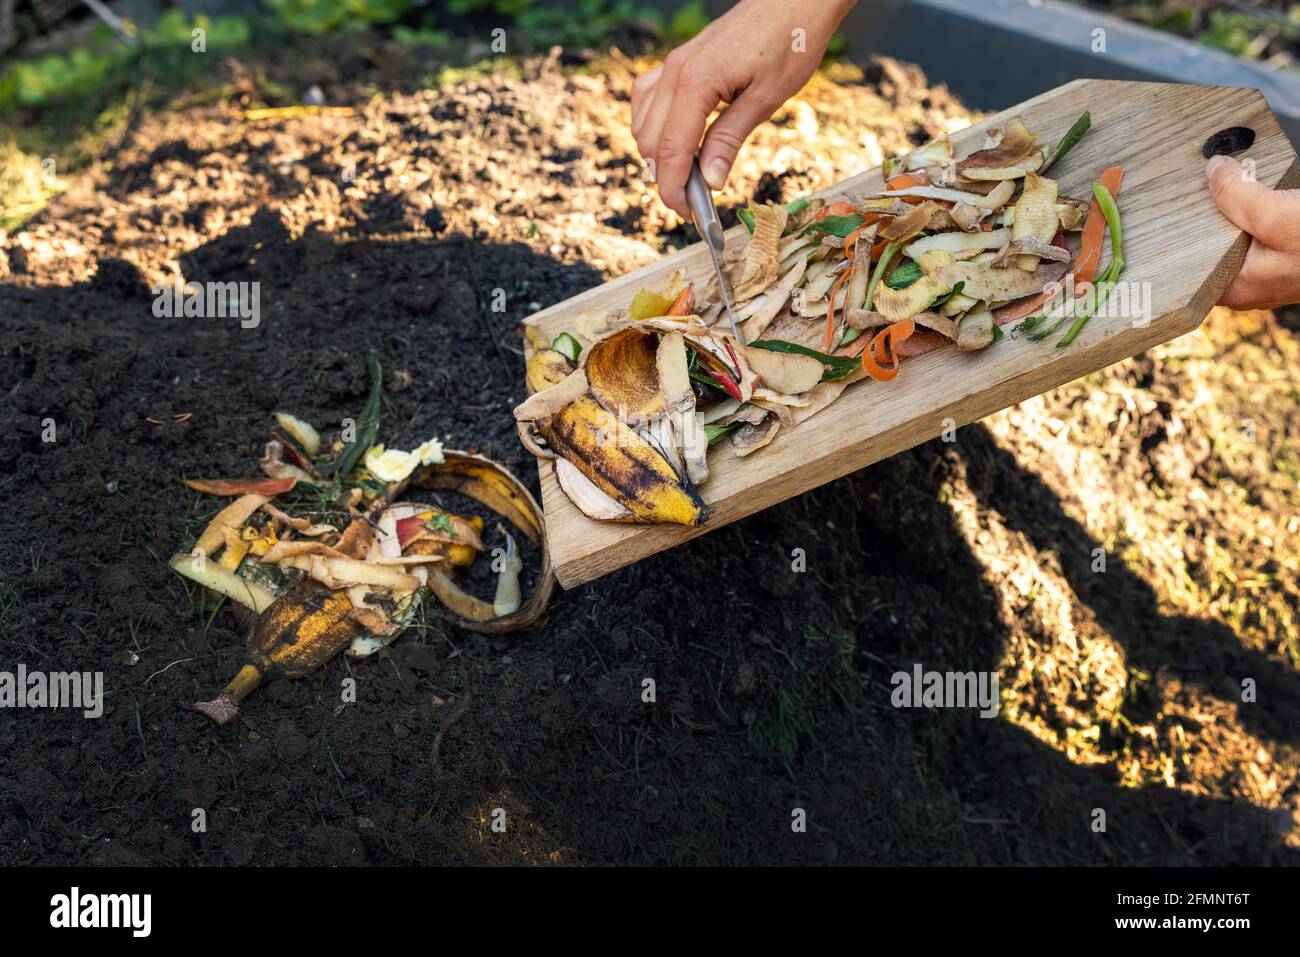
[{"left": 687, "top": 159, "right": 726, "bottom": 254}]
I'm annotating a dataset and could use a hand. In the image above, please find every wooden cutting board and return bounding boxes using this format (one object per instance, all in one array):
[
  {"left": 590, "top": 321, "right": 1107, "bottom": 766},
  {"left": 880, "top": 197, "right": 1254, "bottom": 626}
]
[{"left": 523, "top": 79, "right": 1300, "bottom": 589}]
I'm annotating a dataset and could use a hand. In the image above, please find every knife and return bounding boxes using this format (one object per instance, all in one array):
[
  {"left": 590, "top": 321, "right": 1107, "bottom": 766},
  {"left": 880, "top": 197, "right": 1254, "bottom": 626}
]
[{"left": 686, "top": 157, "right": 742, "bottom": 342}]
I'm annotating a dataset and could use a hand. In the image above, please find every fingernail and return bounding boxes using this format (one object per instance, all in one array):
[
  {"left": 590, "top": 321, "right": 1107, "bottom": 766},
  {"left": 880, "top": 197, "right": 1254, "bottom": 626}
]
[
  {"left": 1206, "top": 154, "right": 1231, "bottom": 179},
  {"left": 703, "top": 157, "right": 730, "bottom": 191}
]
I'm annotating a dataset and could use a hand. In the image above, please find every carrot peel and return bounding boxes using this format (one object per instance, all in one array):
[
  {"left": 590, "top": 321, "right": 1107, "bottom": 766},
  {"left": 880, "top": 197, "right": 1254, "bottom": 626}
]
[
  {"left": 666, "top": 286, "right": 695, "bottom": 316},
  {"left": 825, "top": 266, "right": 852, "bottom": 352},
  {"left": 1074, "top": 166, "right": 1124, "bottom": 287},
  {"left": 842, "top": 319, "right": 915, "bottom": 381}
]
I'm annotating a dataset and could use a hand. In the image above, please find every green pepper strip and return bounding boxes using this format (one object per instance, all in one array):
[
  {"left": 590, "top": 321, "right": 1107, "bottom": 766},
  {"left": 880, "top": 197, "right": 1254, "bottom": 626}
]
[{"left": 1041, "top": 111, "right": 1091, "bottom": 174}]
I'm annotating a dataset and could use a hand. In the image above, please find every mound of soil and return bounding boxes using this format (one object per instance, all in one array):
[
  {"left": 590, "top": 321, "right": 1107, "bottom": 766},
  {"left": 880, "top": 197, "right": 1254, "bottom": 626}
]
[{"left": 2, "top": 48, "right": 1298, "bottom": 865}]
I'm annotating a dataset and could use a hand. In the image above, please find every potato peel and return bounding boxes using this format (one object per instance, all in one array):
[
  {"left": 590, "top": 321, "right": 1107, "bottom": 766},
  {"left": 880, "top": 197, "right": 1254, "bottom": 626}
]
[
  {"left": 731, "top": 414, "right": 780, "bottom": 457},
  {"left": 957, "top": 118, "right": 1037, "bottom": 176},
  {"left": 871, "top": 275, "right": 952, "bottom": 323},
  {"left": 733, "top": 202, "right": 788, "bottom": 301},
  {"left": 936, "top": 257, "right": 1068, "bottom": 301},
  {"left": 1011, "top": 172, "right": 1059, "bottom": 271}
]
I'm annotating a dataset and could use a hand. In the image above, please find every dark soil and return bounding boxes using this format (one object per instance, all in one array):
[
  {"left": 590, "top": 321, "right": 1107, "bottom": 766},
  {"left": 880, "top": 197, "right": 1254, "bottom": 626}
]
[{"left": 2, "top": 45, "right": 1299, "bottom": 865}]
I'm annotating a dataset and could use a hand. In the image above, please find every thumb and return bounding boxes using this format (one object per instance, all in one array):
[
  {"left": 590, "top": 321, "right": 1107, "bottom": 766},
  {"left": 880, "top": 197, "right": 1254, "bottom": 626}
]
[
  {"left": 698, "top": 88, "right": 778, "bottom": 191},
  {"left": 1206, "top": 154, "right": 1300, "bottom": 249}
]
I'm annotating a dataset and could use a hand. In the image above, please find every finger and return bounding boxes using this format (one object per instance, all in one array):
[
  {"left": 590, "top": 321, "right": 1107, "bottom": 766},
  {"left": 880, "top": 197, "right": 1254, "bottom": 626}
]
[
  {"left": 1206, "top": 155, "right": 1300, "bottom": 250},
  {"left": 697, "top": 86, "right": 779, "bottom": 190},
  {"left": 631, "top": 64, "right": 662, "bottom": 137},
  {"left": 633, "top": 56, "right": 686, "bottom": 184},
  {"left": 635, "top": 55, "right": 687, "bottom": 169},
  {"left": 1219, "top": 241, "right": 1300, "bottom": 311},
  {"left": 651, "top": 79, "right": 718, "bottom": 217},
  {"left": 631, "top": 82, "right": 666, "bottom": 179}
]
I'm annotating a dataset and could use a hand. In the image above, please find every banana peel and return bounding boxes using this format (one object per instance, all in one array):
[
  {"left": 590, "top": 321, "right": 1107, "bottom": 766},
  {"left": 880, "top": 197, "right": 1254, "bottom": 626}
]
[
  {"left": 525, "top": 348, "right": 575, "bottom": 394},
  {"left": 169, "top": 552, "right": 278, "bottom": 613},
  {"left": 408, "top": 450, "right": 555, "bottom": 633},
  {"left": 192, "top": 582, "right": 362, "bottom": 725},
  {"left": 514, "top": 317, "right": 744, "bottom": 525},
  {"left": 537, "top": 396, "right": 707, "bottom": 526},
  {"left": 582, "top": 327, "right": 665, "bottom": 425}
]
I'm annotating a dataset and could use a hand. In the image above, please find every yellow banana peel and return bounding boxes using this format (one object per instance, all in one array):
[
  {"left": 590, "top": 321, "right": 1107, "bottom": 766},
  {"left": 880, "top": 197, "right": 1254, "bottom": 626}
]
[
  {"left": 525, "top": 348, "right": 575, "bottom": 394},
  {"left": 537, "top": 396, "right": 707, "bottom": 527}
]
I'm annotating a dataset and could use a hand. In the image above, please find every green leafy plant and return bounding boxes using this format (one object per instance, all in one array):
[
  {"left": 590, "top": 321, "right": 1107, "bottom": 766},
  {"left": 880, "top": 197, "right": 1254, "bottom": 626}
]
[
  {"left": 668, "top": 1, "right": 708, "bottom": 41},
  {"left": 448, "top": 0, "right": 535, "bottom": 14},
  {"left": 393, "top": 25, "right": 452, "bottom": 46},
  {"left": 426, "top": 513, "right": 457, "bottom": 537},
  {"left": 513, "top": 0, "right": 681, "bottom": 52},
  {"left": 263, "top": 0, "right": 413, "bottom": 34},
  {"left": 263, "top": 0, "right": 350, "bottom": 35},
  {"left": 327, "top": 350, "right": 383, "bottom": 480},
  {"left": 0, "top": 12, "right": 251, "bottom": 113}
]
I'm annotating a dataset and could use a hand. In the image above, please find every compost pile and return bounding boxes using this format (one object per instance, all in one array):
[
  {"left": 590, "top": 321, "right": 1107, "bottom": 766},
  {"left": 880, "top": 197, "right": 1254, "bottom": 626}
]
[
  {"left": 2, "top": 45, "right": 1299, "bottom": 866},
  {"left": 170, "top": 388, "right": 553, "bottom": 725}
]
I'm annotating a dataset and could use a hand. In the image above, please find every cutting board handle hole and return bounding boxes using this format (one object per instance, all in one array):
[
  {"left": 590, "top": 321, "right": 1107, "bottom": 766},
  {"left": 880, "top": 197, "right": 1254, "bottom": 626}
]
[{"left": 1202, "top": 126, "right": 1256, "bottom": 158}]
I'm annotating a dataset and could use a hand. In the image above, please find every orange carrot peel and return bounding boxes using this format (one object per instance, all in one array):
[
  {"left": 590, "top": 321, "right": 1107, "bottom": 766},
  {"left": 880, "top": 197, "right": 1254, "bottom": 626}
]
[
  {"left": 842, "top": 319, "right": 916, "bottom": 381},
  {"left": 666, "top": 285, "right": 695, "bottom": 316},
  {"left": 1073, "top": 166, "right": 1124, "bottom": 288},
  {"left": 825, "top": 266, "right": 852, "bottom": 351}
]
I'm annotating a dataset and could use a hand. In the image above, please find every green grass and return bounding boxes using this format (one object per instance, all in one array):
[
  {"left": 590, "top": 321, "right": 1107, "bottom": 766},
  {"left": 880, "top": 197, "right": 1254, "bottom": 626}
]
[
  {"left": 0, "top": 581, "right": 17, "bottom": 639},
  {"left": 746, "top": 627, "right": 862, "bottom": 776},
  {"left": 0, "top": 141, "right": 62, "bottom": 231}
]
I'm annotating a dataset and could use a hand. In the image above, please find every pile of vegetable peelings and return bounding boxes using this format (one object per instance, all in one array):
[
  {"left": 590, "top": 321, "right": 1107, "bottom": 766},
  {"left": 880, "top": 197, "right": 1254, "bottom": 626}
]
[
  {"left": 170, "top": 354, "right": 554, "bottom": 725},
  {"left": 515, "top": 111, "right": 1124, "bottom": 528}
]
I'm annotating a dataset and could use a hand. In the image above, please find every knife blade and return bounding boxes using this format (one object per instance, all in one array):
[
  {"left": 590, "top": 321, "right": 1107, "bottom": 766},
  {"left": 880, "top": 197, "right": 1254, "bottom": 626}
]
[{"left": 686, "top": 158, "right": 742, "bottom": 342}]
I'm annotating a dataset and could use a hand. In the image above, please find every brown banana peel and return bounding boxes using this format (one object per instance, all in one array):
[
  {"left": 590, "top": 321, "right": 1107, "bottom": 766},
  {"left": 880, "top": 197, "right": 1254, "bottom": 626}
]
[
  {"left": 525, "top": 348, "right": 574, "bottom": 393},
  {"left": 408, "top": 449, "right": 556, "bottom": 633},
  {"left": 582, "top": 327, "right": 665, "bottom": 425},
  {"left": 192, "top": 582, "right": 362, "bottom": 725}
]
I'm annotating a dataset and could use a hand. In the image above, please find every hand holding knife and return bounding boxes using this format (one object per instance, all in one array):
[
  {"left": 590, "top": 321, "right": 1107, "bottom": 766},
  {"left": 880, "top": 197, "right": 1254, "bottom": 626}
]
[{"left": 686, "top": 157, "right": 743, "bottom": 343}]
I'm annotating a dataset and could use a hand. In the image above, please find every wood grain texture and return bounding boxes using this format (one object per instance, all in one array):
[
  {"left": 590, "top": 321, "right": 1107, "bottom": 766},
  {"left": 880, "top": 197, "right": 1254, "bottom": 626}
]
[{"left": 524, "top": 79, "right": 1300, "bottom": 589}]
